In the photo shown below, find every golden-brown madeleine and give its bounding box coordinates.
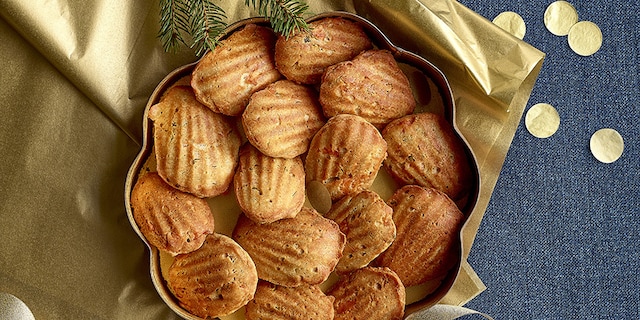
[232,207,346,287]
[167,233,258,318]
[275,17,372,84]
[382,112,473,202]
[305,114,387,201]
[319,49,416,128]
[234,144,306,224]
[148,86,241,198]
[375,185,464,287]
[130,172,214,255]
[242,80,326,159]
[328,267,405,320]
[245,281,335,320]
[325,190,396,273]
[191,24,282,116]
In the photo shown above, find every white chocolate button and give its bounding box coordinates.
[0,293,35,320]
[590,128,624,163]
[493,11,526,39]
[544,1,579,36]
[525,103,560,138]
[568,21,603,56]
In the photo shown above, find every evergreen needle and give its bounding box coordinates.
[158,0,310,56]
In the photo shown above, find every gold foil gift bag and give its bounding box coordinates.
[0,0,543,318]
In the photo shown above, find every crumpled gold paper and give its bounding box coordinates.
[0,0,543,318]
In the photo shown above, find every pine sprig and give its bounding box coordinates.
[189,0,227,56]
[158,0,309,56]
[158,0,191,53]
[245,0,309,37]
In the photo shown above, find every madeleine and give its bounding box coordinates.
[319,49,415,128]
[328,267,405,320]
[130,172,214,255]
[325,190,396,273]
[233,207,346,287]
[167,233,258,318]
[242,80,325,159]
[245,281,334,320]
[382,112,473,202]
[275,17,372,84]
[191,24,281,116]
[234,144,305,224]
[305,114,387,201]
[148,86,241,198]
[375,185,464,286]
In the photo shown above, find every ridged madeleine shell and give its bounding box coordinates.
[167,233,258,318]
[328,267,406,320]
[319,49,416,128]
[245,281,335,320]
[382,113,473,202]
[325,190,396,273]
[130,172,214,255]
[275,17,373,84]
[148,86,241,198]
[375,185,464,286]
[242,80,325,159]
[232,207,346,287]
[234,144,305,224]
[305,114,387,201]
[191,24,282,116]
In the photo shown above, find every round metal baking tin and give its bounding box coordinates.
[124,11,480,319]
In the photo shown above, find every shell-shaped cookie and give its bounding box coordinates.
[191,24,282,116]
[328,267,406,320]
[232,207,346,287]
[148,86,241,198]
[275,17,373,84]
[242,80,326,159]
[130,172,214,255]
[382,112,473,202]
[305,114,387,201]
[167,233,258,318]
[234,144,305,224]
[245,281,335,320]
[375,185,464,286]
[325,190,396,273]
[319,49,416,128]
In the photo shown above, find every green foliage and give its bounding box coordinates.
[158,0,191,53]
[158,0,309,56]
[189,0,227,56]
[245,0,309,37]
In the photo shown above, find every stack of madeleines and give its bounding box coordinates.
[130,16,474,320]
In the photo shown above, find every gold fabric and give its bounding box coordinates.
[0,0,543,318]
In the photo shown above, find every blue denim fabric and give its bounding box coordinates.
[457,0,640,319]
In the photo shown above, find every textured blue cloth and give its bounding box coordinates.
[456,0,640,319]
